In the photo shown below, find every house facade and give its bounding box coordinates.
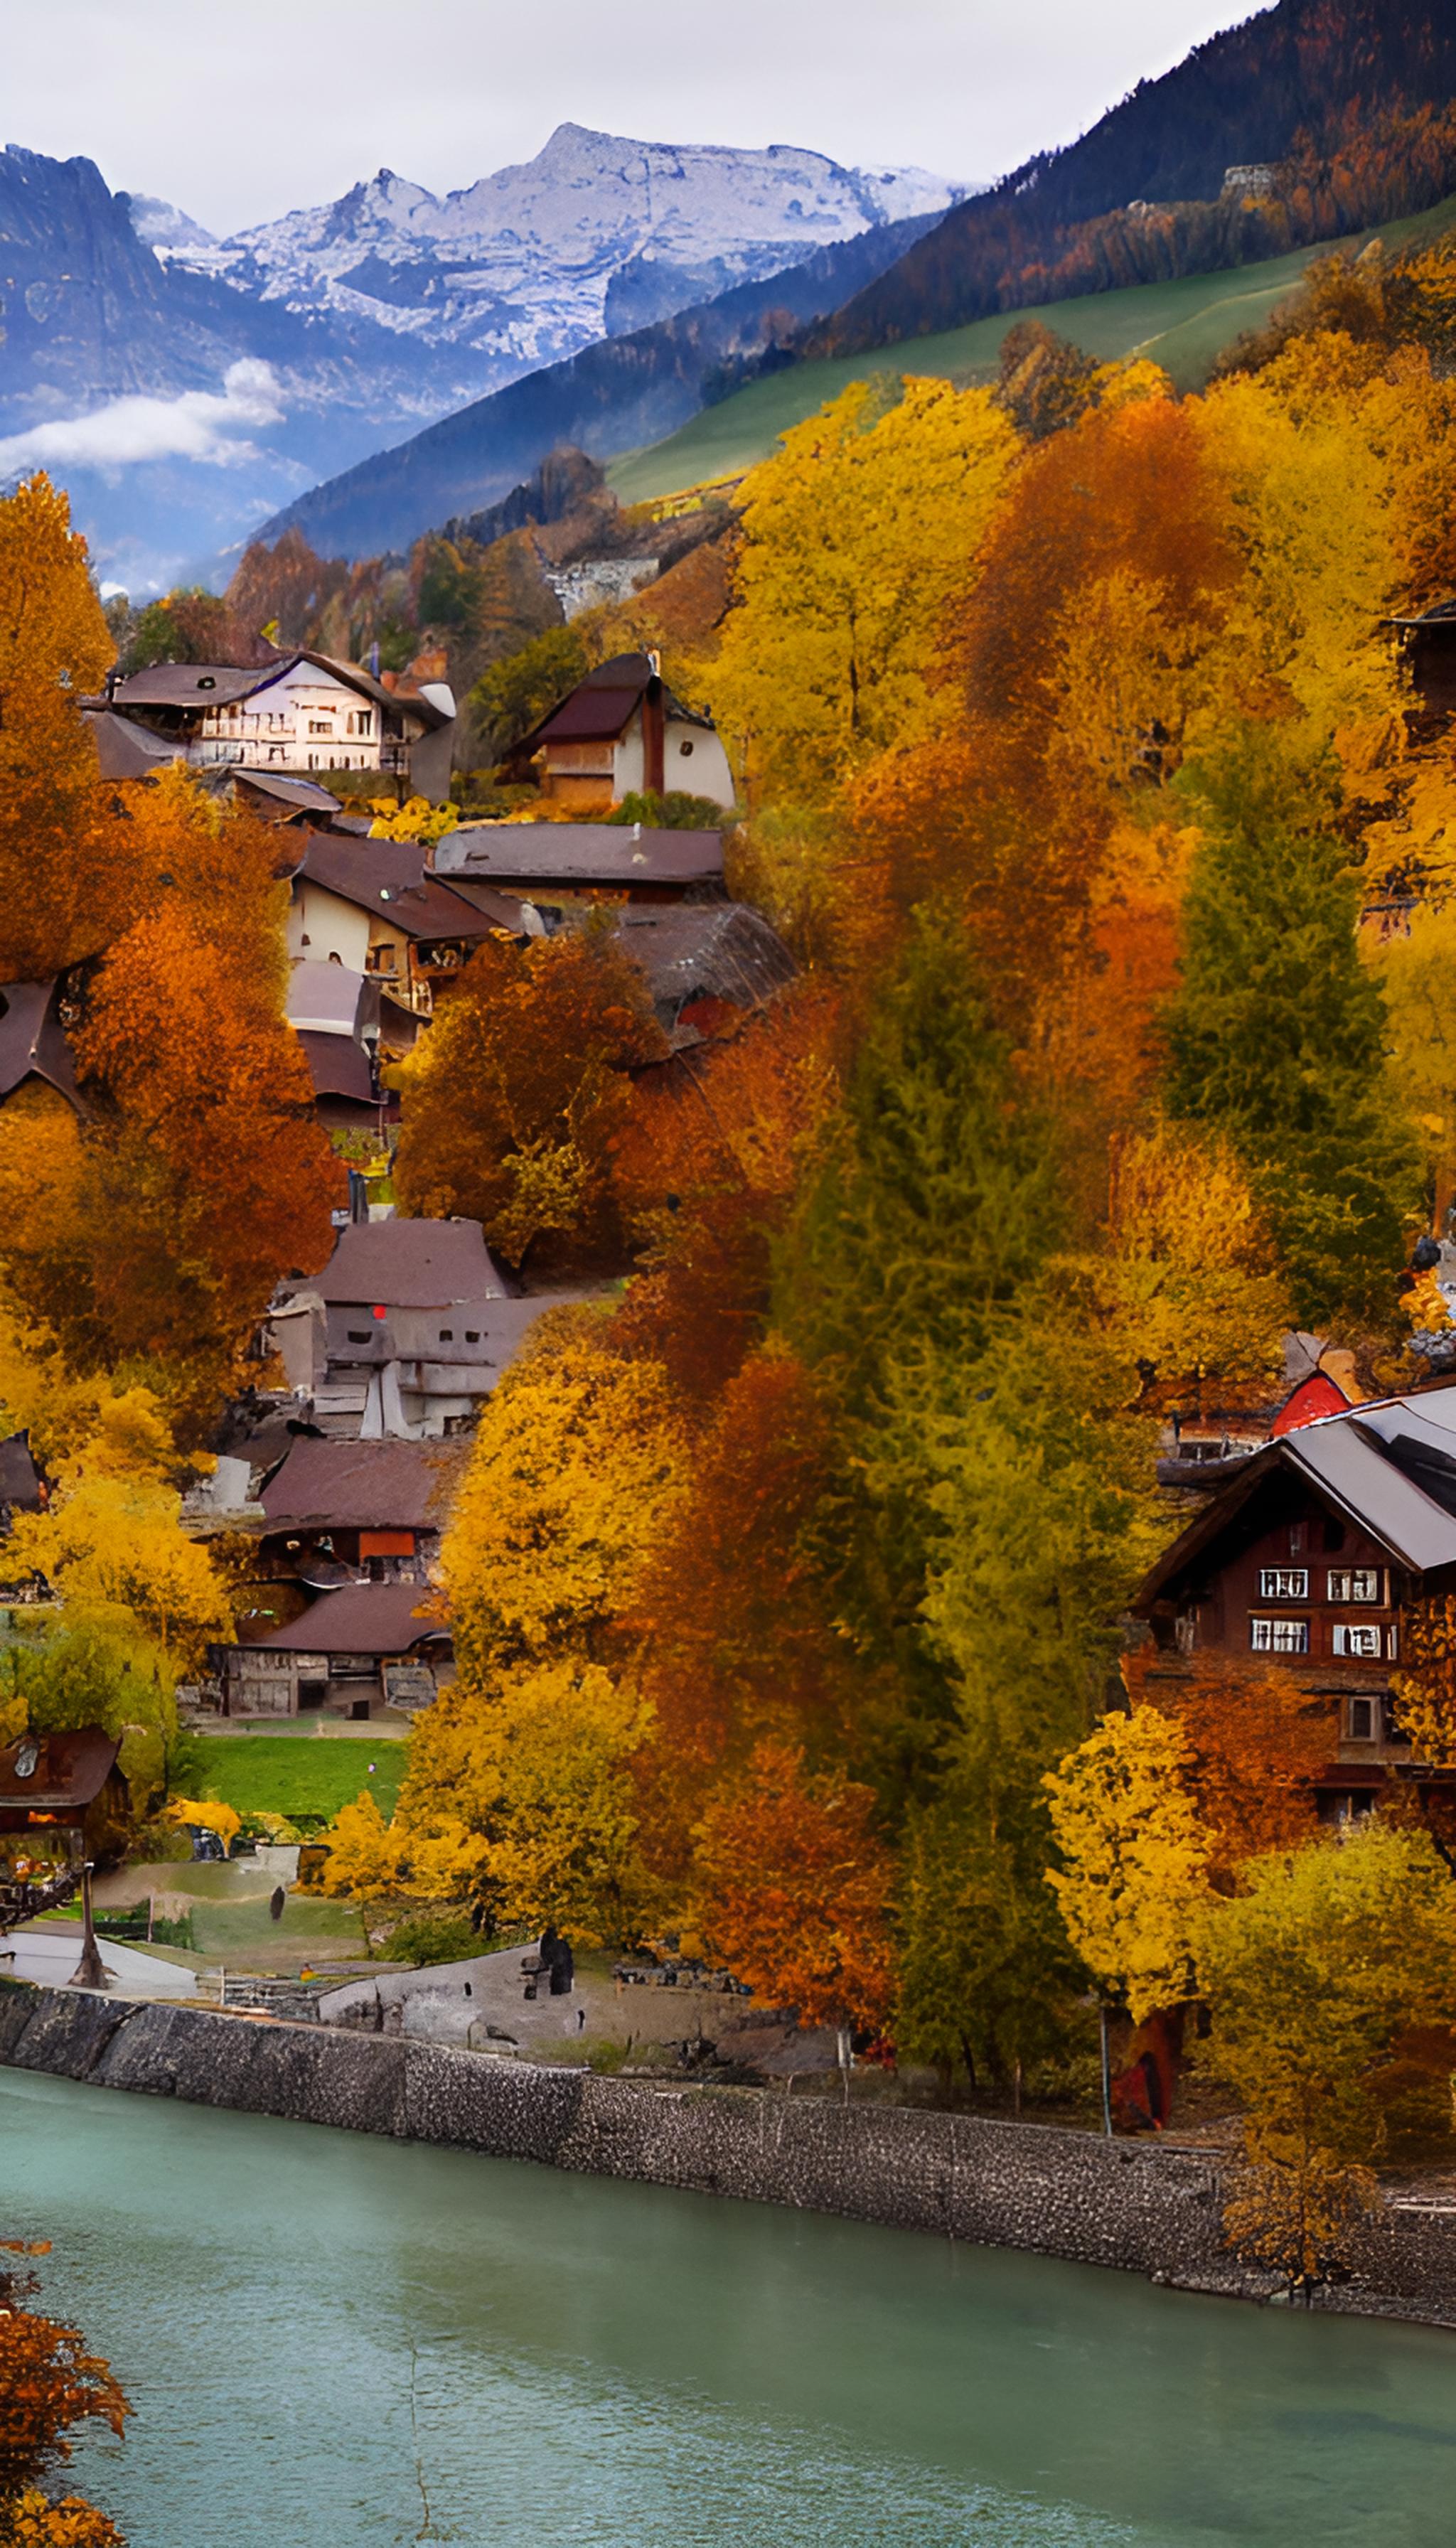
[215,1581,453,1721]
[103,652,457,802]
[287,835,510,1015]
[503,651,734,813]
[1135,1383,1456,1814]
[266,1216,572,1439]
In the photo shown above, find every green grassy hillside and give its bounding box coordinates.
[609,193,1456,505]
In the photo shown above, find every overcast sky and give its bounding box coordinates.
[11,0,1265,236]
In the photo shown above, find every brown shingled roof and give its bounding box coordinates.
[260,1438,467,1533]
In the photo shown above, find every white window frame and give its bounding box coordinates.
[1259,1567,1308,1600]
[1332,1623,1383,1659]
[1327,1567,1381,1603]
[1251,1617,1309,1654]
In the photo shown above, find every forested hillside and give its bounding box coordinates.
[814,0,1456,353]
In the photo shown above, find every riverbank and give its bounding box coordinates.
[3,1980,1454,2330]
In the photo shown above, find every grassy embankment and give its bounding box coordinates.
[609,192,1456,505]
[190,1736,406,1825]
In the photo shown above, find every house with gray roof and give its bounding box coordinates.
[1135,1379,1456,1818]
[98,649,456,802]
[267,1216,572,1439]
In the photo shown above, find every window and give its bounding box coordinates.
[1349,1696,1377,1740]
[1251,1617,1309,1654]
[679,738,694,756]
[1327,1567,1380,1602]
[346,1329,372,1343]
[439,1329,454,1342]
[1288,1523,1307,1555]
[1260,1568,1307,1599]
[465,1330,480,1344]
[1332,1624,1382,1659]
[309,719,333,735]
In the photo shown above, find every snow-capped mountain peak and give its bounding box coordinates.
[166,122,965,363]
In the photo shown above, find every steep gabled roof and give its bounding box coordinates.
[0,980,80,1111]
[294,835,503,940]
[1135,1386,1456,1609]
[0,1727,120,1814]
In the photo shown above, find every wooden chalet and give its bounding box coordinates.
[1134,1381,1456,1819]
[0,1728,127,1871]
[500,651,734,813]
[215,1580,452,1721]
[1385,598,1456,724]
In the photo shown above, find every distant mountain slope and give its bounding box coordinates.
[814,0,1456,355]
[247,213,944,562]
[608,190,1456,505]
[0,130,958,589]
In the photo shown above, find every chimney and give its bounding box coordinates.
[642,665,665,798]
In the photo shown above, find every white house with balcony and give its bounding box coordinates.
[102,651,457,801]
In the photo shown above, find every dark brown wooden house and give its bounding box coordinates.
[1385,599,1456,724]
[0,1728,127,1870]
[1133,1381,1456,1817]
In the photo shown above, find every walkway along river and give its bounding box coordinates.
[5,2063,1456,2548]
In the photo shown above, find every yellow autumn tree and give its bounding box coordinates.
[8,1471,228,1669]
[438,1315,686,1682]
[1198,333,1449,754]
[1073,1118,1293,1408]
[1044,1707,1211,2021]
[1371,900,1456,1224]
[391,1660,657,1944]
[711,375,1020,803]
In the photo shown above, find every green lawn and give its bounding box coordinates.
[608,192,1456,504]
[191,1736,406,1824]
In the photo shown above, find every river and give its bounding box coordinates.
[4,2067,1454,2547]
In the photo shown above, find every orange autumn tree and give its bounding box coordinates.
[833,381,1243,1029]
[628,1350,873,1872]
[0,474,131,982]
[394,924,666,1273]
[611,983,840,1396]
[690,1740,896,2035]
[0,771,340,1427]
[1126,1649,1334,1878]
[0,2249,129,2547]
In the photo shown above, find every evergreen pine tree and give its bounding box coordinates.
[1163,739,1418,1323]
[774,907,1056,1780]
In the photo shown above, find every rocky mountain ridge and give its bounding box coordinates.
[157,124,961,370]
[0,129,958,589]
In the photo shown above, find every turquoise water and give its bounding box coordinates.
[4,2068,1456,2547]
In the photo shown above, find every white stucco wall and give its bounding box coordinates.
[195,664,386,774]
[611,707,735,809]
[289,882,372,971]
[665,717,734,808]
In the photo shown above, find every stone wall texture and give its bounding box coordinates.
[4,1981,1455,2327]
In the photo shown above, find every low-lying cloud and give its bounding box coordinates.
[0,359,285,478]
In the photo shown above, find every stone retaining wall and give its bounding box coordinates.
[3,1982,1454,2328]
